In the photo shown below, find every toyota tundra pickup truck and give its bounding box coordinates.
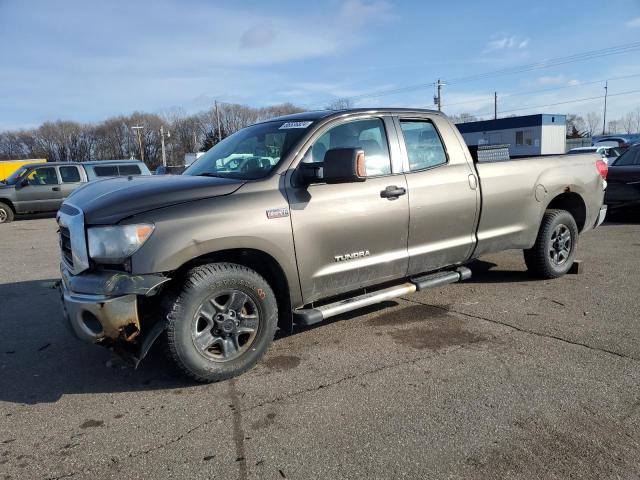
[58,108,608,382]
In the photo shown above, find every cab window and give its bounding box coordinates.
[399,121,447,171]
[118,164,141,175]
[94,165,119,177]
[303,118,392,176]
[59,166,81,183]
[26,167,58,185]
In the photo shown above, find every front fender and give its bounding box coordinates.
[127,188,302,307]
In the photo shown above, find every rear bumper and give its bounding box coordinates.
[59,265,169,344]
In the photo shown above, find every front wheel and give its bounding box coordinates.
[524,209,579,279]
[0,202,14,224]
[166,263,278,382]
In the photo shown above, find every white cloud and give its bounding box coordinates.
[625,17,640,28]
[537,75,580,86]
[483,34,530,54]
[339,0,394,25]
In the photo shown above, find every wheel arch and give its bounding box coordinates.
[0,198,16,213]
[544,191,587,232]
[172,248,294,333]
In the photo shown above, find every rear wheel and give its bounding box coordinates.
[0,202,14,224]
[166,263,278,382]
[524,209,578,279]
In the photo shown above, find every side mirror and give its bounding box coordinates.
[15,178,28,189]
[321,148,367,184]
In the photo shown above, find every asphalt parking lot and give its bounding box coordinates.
[1,216,639,480]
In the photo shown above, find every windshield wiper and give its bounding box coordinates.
[195,172,225,178]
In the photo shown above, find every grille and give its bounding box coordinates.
[59,225,73,268]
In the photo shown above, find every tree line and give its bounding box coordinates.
[0,103,305,168]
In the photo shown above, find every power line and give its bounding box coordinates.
[471,88,640,118]
[444,42,640,86]
[312,41,640,107]
[441,72,640,108]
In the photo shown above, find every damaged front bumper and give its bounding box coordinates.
[59,266,170,360]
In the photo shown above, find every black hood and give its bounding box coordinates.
[66,175,245,224]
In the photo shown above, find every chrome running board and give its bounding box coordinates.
[293,267,472,326]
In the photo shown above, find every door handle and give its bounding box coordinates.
[52,187,61,191]
[380,185,406,199]
[468,174,478,190]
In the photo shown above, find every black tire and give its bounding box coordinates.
[166,262,278,382]
[0,202,14,224]
[524,209,579,279]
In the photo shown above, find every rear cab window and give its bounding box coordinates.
[399,120,447,171]
[59,166,81,183]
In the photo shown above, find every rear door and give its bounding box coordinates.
[286,115,410,303]
[14,166,62,212]
[394,115,479,274]
[57,165,85,204]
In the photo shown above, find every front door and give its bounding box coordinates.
[287,116,410,304]
[395,115,479,274]
[14,166,62,213]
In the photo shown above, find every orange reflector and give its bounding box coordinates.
[356,150,367,177]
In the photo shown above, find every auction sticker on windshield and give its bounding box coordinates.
[279,121,313,129]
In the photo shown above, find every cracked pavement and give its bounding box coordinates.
[1,217,639,479]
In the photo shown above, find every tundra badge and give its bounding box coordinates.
[266,207,290,219]
[334,250,371,262]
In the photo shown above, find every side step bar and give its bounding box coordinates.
[293,266,472,326]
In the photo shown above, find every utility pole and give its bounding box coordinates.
[602,81,608,135]
[131,125,144,162]
[494,91,498,120]
[160,125,170,167]
[434,79,445,112]
[214,100,222,143]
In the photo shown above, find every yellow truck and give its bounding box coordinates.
[0,159,46,181]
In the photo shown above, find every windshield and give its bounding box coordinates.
[184,120,313,180]
[612,146,640,166]
[3,166,30,185]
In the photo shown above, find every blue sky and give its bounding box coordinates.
[1,0,640,131]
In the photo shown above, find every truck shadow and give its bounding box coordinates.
[464,259,532,284]
[0,279,193,405]
[0,260,535,404]
[0,279,396,405]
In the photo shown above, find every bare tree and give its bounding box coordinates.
[622,112,635,134]
[566,114,587,138]
[325,98,353,110]
[449,112,478,124]
[0,101,307,165]
[585,111,602,137]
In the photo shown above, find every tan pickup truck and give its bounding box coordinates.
[58,108,607,382]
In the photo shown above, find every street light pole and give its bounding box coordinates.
[131,125,144,162]
[160,125,170,168]
[215,100,222,143]
[602,81,608,135]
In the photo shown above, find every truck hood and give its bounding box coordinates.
[66,175,245,224]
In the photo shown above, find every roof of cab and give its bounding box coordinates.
[265,108,442,123]
[17,160,145,169]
